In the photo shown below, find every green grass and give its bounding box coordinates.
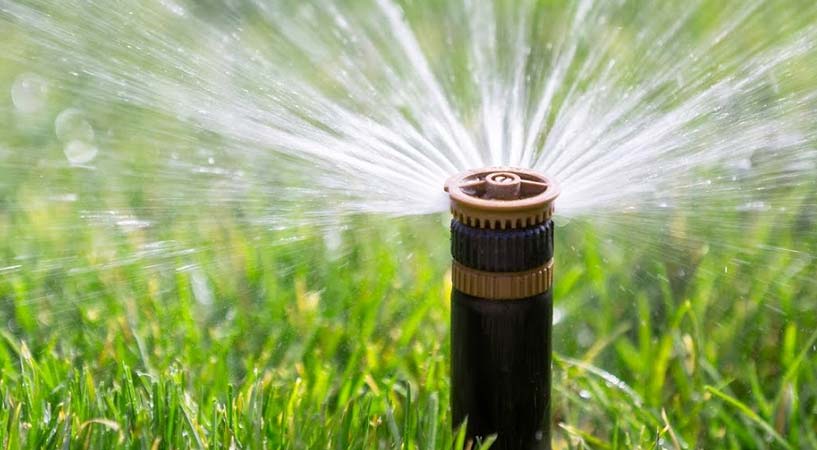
[1,208,816,449]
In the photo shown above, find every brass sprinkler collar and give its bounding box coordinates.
[444,167,560,230]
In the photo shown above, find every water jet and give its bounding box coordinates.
[445,167,559,450]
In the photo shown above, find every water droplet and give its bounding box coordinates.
[49,193,78,202]
[552,307,565,325]
[323,226,343,260]
[55,108,95,143]
[191,269,213,306]
[11,73,49,113]
[64,140,99,165]
[734,158,752,170]
[160,0,187,16]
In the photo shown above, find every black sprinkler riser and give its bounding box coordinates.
[445,168,559,450]
[451,219,554,272]
[451,220,554,450]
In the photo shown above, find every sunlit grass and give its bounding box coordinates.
[1,207,816,448]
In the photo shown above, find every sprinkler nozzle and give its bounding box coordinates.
[447,167,558,450]
[445,167,559,230]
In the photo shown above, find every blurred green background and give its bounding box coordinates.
[1,0,817,448]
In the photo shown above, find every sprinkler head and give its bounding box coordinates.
[445,167,559,300]
[446,167,559,449]
[445,167,559,230]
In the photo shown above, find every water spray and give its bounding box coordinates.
[445,168,559,450]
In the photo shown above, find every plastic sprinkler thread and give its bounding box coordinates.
[445,167,560,450]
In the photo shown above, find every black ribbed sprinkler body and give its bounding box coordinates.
[445,168,559,450]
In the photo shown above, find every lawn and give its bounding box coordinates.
[1,0,817,449]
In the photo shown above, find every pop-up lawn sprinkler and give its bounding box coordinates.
[445,167,559,450]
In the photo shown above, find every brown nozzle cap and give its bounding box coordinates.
[444,167,559,229]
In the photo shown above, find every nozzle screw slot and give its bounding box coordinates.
[486,171,521,200]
